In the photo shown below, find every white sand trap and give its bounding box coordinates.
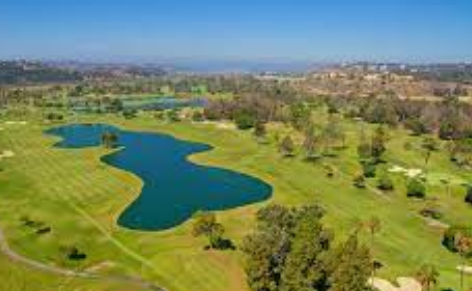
[426,218,449,229]
[457,265,472,275]
[216,122,236,130]
[201,121,236,130]
[4,121,28,125]
[389,165,423,178]
[0,150,15,160]
[369,277,422,291]
[85,261,115,272]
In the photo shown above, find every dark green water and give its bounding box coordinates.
[46,124,272,231]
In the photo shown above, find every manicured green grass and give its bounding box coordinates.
[1,109,472,291]
[0,252,147,291]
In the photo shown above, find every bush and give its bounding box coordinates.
[46,112,64,121]
[353,174,366,188]
[377,173,394,191]
[192,111,205,122]
[442,226,472,254]
[419,206,443,220]
[234,111,256,130]
[405,118,428,136]
[362,161,376,178]
[122,109,137,119]
[324,164,335,178]
[465,186,472,205]
[279,136,296,157]
[407,178,426,198]
[166,109,181,122]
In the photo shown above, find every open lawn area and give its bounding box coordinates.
[1,109,472,291]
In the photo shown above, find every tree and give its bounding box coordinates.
[242,205,295,291]
[328,234,372,291]
[448,138,472,167]
[109,98,124,113]
[405,118,428,136]
[371,126,387,163]
[302,123,320,161]
[254,120,267,140]
[357,126,372,161]
[442,226,472,254]
[465,185,472,205]
[456,235,472,291]
[376,172,394,191]
[166,109,181,122]
[235,110,256,130]
[322,114,346,151]
[421,136,438,167]
[416,264,439,291]
[279,136,295,157]
[364,217,381,278]
[122,109,137,119]
[242,204,327,291]
[362,161,377,178]
[192,212,225,249]
[353,174,366,189]
[289,102,311,131]
[280,208,332,291]
[101,132,118,148]
[406,178,426,198]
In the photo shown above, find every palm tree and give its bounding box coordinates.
[101,131,119,148]
[456,235,472,291]
[416,264,439,291]
[365,216,381,278]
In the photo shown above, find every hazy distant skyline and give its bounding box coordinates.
[2,0,472,63]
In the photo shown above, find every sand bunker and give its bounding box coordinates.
[4,121,28,125]
[200,121,236,130]
[0,150,15,160]
[369,277,422,291]
[457,265,472,275]
[389,165,423,178]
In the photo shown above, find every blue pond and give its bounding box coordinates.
[46,124,272,231]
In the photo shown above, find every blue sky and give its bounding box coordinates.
[1,0,472,62]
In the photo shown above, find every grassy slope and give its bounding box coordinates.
[0,252,147,291]
[0,110,472,291]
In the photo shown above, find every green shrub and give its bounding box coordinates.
[353,174,366,188]
[362,161,376,178]
[465,185,472,205]
[234,111,256,130]
[192,111,205,122]
[122,109,137,119]
[406,178,426,198]
[419,206,443,220]
[442,226,472,254]
[377,173,394,191]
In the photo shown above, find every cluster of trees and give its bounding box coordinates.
[0,61,82,85]
[357,126,388,178]
[442,226,472,291]
[203,92,292,128]
[241,204,372,291]
[325,94,472,169]
[328,94,472,139]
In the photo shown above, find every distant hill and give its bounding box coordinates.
[0,60,168,85]
[0,61,83,85]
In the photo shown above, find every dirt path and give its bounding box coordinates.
[0,224,166,291]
